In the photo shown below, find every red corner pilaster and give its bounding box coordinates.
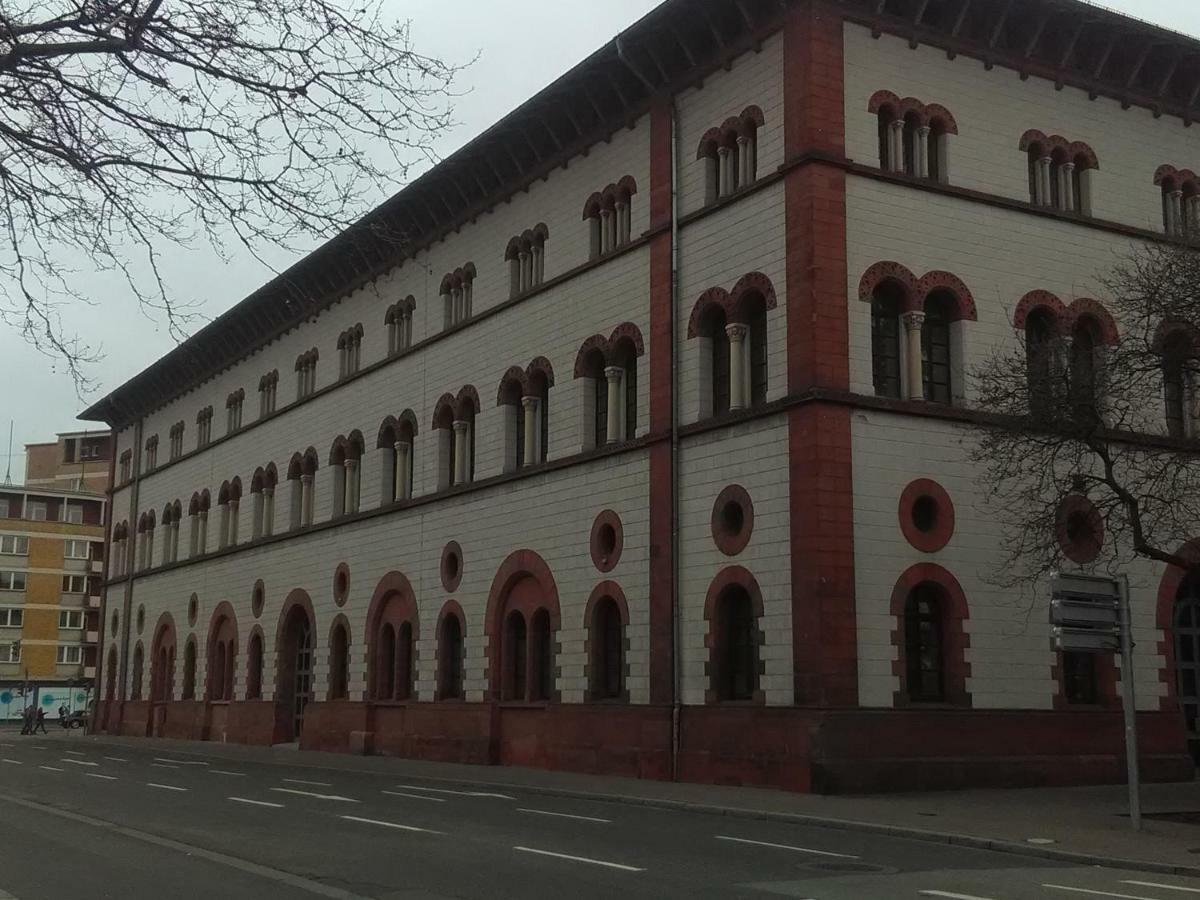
[784,3,858,707]
[647,101,675,706]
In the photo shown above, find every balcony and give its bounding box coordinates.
[87,594,101,609]
[82,665,96,680]
[89,559,104,574]
[85,630,99,644]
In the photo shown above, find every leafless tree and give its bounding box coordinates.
[0,0,461,388]
[971,238,1200,587]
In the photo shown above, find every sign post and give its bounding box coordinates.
[1049,572,1140,831]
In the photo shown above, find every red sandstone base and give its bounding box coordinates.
[92,700,1193,794]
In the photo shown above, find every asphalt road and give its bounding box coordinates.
[0,733,1196,899]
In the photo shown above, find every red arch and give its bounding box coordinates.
[205,600,238,702]
[431,393,456,430]
[857,261,918,308]
[729,272,779,320]
[889,563,971,708]
[496,366,530,405]
[149,612,178,702]
[1156,539,1200,711]
[686,287,731,339]
[916,271,977,321]
[1066,298,1119,345]
[867,89,902,115]
[455,385,481,417]
[274,588,315,658]
[924,103,958,134]
[483,549,561,698]
[702,566,765,705]
[585,580,631,629]
[608,322,645,357]
[573,334,610,378]
[1012,290,1068,332]
[525,356,555,387]
[365,571,419,639]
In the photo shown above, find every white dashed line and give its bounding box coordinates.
[513,846,644,872]
[39,766,64,772]
[151,763,180,770]
[393,784,514,800]
[1043,886,1160,899]
[2,759,22,765]
[715,835,860,859]
[208,769,246,777]
[86,773,117,781]
[270,787,359,803]
[61,758,98,767]
[919,892,1000,900]
[1123,883,1200,895]
[229,797,285,809]
[281,778,332,787]
[64,750,86,756]
[339,815,444,834]
[154,758,209,766]
[103,756,128,762]
[146,783,187,792]
[517,808,610,824]
[382,790,446,802]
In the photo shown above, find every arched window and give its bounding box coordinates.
[904,584,944,702]
[433,401,456,491]
[1023,133,1097,214]
[927,117,949,183]
[529,609,552,702]
[208,612,237,702]
[902,111,920,176]
[438,613,464,700]
[1070,318,1101,417]
[182,640,196,699]
[503,611,527,702]
[498,372,527,473]
[702,306,731,416]
[1162,332,1196,439]
[530,368,551,464]
[440,265,476,329]
[328,623,349,700]
[579,347,609,450]
[871,282,904,399]
[921,291,954,404]
[713,586,756,701]
[1025,308,1060,416]
[613,342,637,440]
[131,643,144,700]
[245,632,263,700]
[330,433,365,516]
[376,623,396,700]
[741,294,769,408]
[396,621,414,701]
[378,415,416,502]
[589,596,624,701]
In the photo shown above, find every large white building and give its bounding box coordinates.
[84,0,1200,791]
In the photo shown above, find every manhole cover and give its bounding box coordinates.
[803,861,891,874]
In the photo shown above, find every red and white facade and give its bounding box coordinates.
[84,0,1200,792]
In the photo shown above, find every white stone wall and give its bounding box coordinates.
[843,24,1195,234]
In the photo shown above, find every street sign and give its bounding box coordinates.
[1050,598,1118,628]
[1051,625,1120,653]
[1051,573,1120,604]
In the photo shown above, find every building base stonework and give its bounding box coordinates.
[93,701,1192,794]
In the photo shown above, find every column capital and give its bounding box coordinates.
[1173,188,1185,199]
[917,124,931,137]
[725,322,749,342]
[263,487,274,498]
[393,440,411,454]
[900,310,926,331]
[300,474,313,485]
[521,395,539,410]
[1039,155,1053,165]
[1063,160,1077,172]
[600,207,612,218]
[735,134,749,146]
[604,365,624,383]
[452,419,469,434]
[343,457,358,470]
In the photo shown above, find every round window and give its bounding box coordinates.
[711,486,754,556]
[589,511,624,573]
[187,594,199,627]
[136,604,146,634]
[110,610,119,634]
[251,580,265,619]
[912,495,938,533]
[333,564,350,608]
[441,542,463,593]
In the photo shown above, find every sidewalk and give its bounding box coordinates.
[57,730,1200,876]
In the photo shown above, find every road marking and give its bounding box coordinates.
[2,759,22,765]
[39,765,63,772]
[513,846,644,872]
[147,783,187,792]
[1044,886,1160,899]
[381,790,446,803]
[61,758,98,767]
[1123,883,1200,895]
[518,808,610,824]
[103,756,128,762]
[64,750,86,756]
[0,792,372,898]
[209,769,246,777]
[919,892,999,900]
[230,797,285,809]
[270,788,359,803]
[151,763,180,770]
[339,815,444,834]
[393,784,514,800]
[282,778,332,787]
[715,835,860,859]
[86,773,117,781]
[155,758,209,766]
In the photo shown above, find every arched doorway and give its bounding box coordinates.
[276,598,315,742]
[1174,571,1200,761]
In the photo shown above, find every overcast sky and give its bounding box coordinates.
[4,0,1198,480]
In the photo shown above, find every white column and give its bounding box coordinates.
[394,442,410,500]
[263,488,274,538]
[916,126,930,179]
[452,421,469,485]
[901,311,926,401]
[344,459,359,514]
[518,251,529,292]
[1061,162,1076,212]
[198,511,208,555]
[521,396,538,466]
[600,209,613,254]
[718,146,732,196]
[464,281,472,318]
[1037,157,1052,206]
[736,135,751,187]
[615,201,629,246]
[726,323,748,411]
[604,367,623,444]
[301,475,314,526]
[1170,190,1185,236]
[1187,196,1200,236]
[889,119,905,173]
[228,500,239,546]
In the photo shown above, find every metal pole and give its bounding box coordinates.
[1118,574,1141,831]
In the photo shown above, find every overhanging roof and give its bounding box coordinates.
[82,0,1200,428]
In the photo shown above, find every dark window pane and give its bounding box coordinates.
[871,295,902,399]
[710,314,731,415]
[749,307,768,407]
[905,586,943,702]
[1062,652,1097,704]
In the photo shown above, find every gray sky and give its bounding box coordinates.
[4,0,1199,479]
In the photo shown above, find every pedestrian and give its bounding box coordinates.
[19,705,32,735]
[34,707,47,734]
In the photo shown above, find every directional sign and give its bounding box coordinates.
[1051,573,1120,604]
[1052,625,1120,654]
[1050,597,1118,628]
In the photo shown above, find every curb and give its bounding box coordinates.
[75,734,1200,878]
